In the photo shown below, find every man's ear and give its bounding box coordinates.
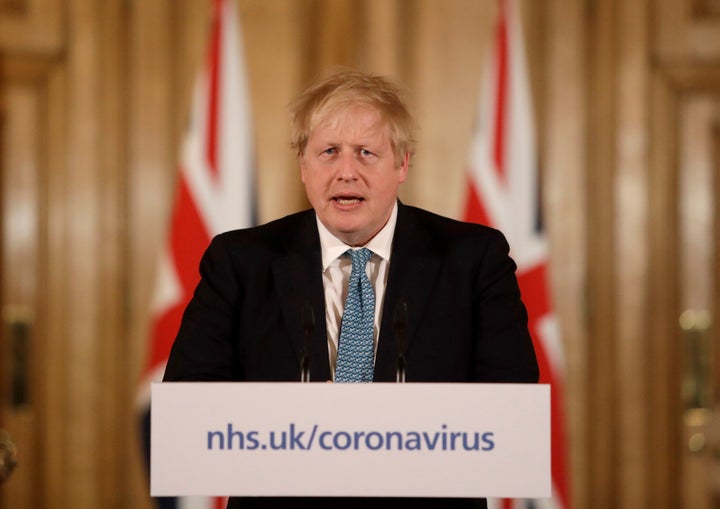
[299,155,307,183]
[397,152,410,183]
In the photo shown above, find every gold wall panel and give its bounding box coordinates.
[0,0,62,54]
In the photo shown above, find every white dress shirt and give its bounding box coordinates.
[316,202,397,380]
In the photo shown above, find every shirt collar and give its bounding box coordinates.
[317,201,398,271]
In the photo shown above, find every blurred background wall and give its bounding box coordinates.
[0,0,718,508]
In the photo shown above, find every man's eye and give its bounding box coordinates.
[360,149,374,157]
[322,148,337,155]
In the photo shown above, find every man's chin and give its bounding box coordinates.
[327,223,370,246]
[324,215,363,234]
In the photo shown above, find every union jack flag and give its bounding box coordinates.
[137,1,254,508]
[464,1,570,508]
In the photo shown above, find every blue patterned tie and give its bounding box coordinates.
[335,248,375,383]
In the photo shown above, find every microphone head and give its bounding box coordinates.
[301,301,315,331]
[393,298,407,328]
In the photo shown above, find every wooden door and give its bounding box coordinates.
[676,90,720,509]
[1,1,141,508]
[543,0,720,506]
[0,43,63,509]
[654,2,720,506]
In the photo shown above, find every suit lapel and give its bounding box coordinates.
[374,203,442,382]
[270,205,442,383]
[272,212,332,382]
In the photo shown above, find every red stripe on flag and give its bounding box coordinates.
[146,303,186,377]
[463,174,492,227]
[493,0,509,181]
[169,175,212,293]
[206,0,223,179]
[519,264,570,508]
[144,174,211,376]
[517,264,550,323]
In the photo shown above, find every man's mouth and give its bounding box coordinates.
[333,196,363,205]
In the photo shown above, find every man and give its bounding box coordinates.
[164,70,538,508]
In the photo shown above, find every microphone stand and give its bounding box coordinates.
[394,299,407,383]
[300,302,315,383]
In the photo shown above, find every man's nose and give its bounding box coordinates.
[336,151,359,181]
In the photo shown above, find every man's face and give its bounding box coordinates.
[300,106,409,246]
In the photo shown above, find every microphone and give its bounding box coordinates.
[393,299,407,383]
[300,302,315,383]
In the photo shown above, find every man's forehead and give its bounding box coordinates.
[311,105,389,140]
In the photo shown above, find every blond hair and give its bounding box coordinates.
[289,69,416,165]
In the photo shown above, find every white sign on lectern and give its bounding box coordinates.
[151,383,550,498]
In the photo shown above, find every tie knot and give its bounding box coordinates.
[345,248,373,268]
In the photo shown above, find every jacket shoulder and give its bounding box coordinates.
[212,209,316,251]
[400,204,506,245]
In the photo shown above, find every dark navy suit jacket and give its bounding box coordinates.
[163,202,539,509]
